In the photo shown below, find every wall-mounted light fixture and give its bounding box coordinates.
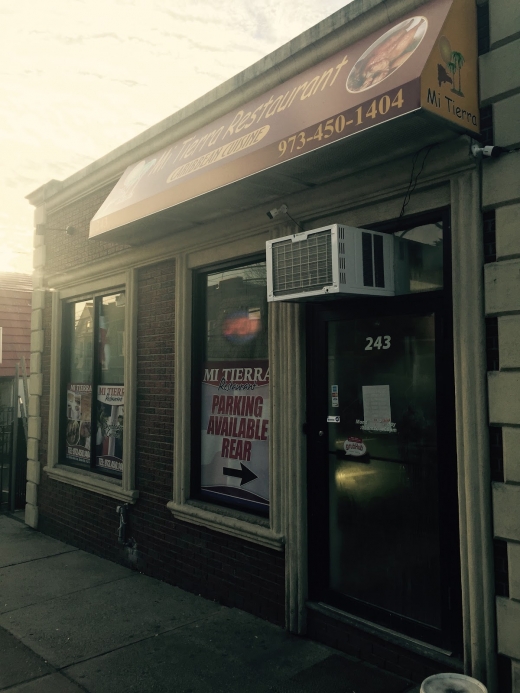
[35,224,77,236]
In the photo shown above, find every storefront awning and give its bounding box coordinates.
[90,0,478,244]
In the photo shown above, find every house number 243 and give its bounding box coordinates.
[365,336,391,350]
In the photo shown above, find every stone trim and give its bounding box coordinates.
[25,206,46,529]
[44,465,139,503]
[451,170,497,692]
[272,302,307,634]
[166,500,283,551]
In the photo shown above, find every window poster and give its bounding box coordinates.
[200,359,269,512]
[361,384,395,432]
[65,384,92,464]
[96,385,124,473]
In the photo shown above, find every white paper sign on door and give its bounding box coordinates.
[362,385,394,432]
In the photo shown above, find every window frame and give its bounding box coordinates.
[60,292,126,478]
[167,240,285,552]
[45,270,138,503]
[190,256,270,517]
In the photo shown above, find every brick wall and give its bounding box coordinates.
[37,209,285,626]
[44,182,128,276]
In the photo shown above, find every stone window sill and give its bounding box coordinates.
[167,499,284,551]
[44,464,139,503]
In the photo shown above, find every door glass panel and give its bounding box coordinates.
[328,313,441,627]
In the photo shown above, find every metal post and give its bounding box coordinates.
[9,364,19,512]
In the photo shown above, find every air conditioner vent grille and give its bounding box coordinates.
[272,230,333,296]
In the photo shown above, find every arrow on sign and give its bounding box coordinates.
[223,463,258,486]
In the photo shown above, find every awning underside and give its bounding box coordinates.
[94,110,459,246]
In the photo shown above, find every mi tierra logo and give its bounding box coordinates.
[437,35,465,96]
[427,34,476,127]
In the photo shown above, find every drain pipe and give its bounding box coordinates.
[116,503,129,545]
[116,503,128,546]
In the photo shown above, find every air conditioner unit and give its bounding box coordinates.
[266,224,394,302]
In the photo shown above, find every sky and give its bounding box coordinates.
[0,0,352,274]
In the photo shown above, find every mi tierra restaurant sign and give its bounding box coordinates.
[90,0,478,239]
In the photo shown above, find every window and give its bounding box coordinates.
[62,292,125,477]
[393,221,444,294]
[193,260,270,516]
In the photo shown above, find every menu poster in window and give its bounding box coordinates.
[201,360,269,512]
[96,385,124,473]
[65,384,92,464]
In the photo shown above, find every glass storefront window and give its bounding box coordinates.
[95,294,125,474]
[196,261,270,515]
[70,301,93,385]
[65,301,94,469]
[63,293,125,476]
[394,222,443,294]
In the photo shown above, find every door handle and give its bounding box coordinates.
[318,430,325,437]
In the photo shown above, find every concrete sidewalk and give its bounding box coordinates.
[0,513,420,693]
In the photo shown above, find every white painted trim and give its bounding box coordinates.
[46,273,138,502]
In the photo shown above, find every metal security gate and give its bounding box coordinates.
[0,405,14,511]
[12,416,27,510]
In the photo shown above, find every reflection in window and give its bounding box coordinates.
[394,223,443,294]
[70,301,93,384]
[206,263,268,360]
[63,293,125,476]
[98,294,125,384]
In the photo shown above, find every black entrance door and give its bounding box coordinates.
[307,288,461,650]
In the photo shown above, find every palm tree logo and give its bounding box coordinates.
[438,36,465,97]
